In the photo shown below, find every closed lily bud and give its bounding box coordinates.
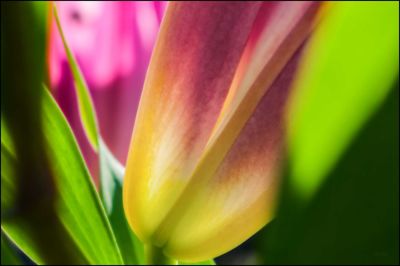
[123,1,321,262]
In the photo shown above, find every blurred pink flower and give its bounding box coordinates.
[48,1,167,182]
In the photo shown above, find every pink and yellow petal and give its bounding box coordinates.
[150,2,322,260]
[123,2,263,243]
[124,1,324,261]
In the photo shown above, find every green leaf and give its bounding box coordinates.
[1,234,21,265]
[256,1,399,264]
[2,2,121,264]
[1,119,17,213]
[99,140,145,265]
[286,1,399,200]
[53,4,99,151]
[258,81,399,264]
[1,1,49,223]
[1,88,124,264]
[2,1,77,264]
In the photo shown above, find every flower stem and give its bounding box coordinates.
[145,244,177,265]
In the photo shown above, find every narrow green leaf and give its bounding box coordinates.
[53,4,99,151]
[53,4,146,263]
[2,2,121,264]
[1,0,49,225]
[1,88,124,264]
[2,1,80,264]
[1,234,21,265]
[286,1,399,200]
[99,140,145,264]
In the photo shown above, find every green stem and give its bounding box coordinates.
[145,244,177,265]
